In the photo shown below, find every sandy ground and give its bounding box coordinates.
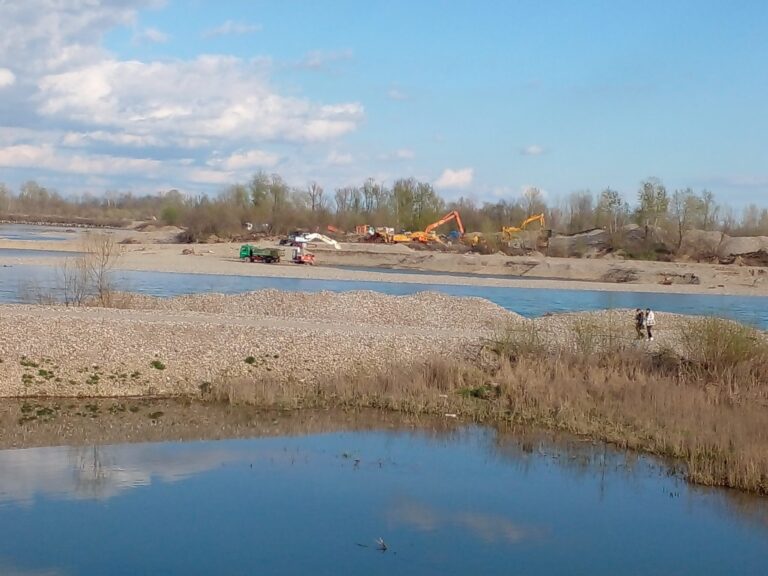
[1,227,767,296]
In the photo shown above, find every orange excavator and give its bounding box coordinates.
[396,210,465,243]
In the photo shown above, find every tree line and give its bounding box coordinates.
[1,174,767,243]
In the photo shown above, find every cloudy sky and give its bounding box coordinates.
[0,0,766,204]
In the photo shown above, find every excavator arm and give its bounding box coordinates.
[424,210,465,235]
[502,213,545,237]
[296,233,341,250]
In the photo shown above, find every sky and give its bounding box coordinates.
[0,0,766,206]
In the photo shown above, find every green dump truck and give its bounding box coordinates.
[239,245,283,263]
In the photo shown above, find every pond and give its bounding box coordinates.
[2,263,768,327]
[0,411,765,576]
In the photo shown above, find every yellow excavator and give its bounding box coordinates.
[502,213,546,239]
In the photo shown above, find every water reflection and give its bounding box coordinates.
[0,422,766,575]
[0,563,62,576]
[0,444,243,503]
[387,498,538,543]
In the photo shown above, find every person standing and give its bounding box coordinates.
[645,308,656,340]
[634,308,645,339]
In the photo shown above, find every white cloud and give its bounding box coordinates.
[521,144,545,156]
[380,148,415,161]
[187,168,235,184]
[296,49,353,70]
[387,88,408,101]
[0,1,364,194]
[62,130,164,147]
[203,20,262,37]
[209,149,281,171]
[0,67,16,88]
[327,150,353,165]
[133,26,169,44]
[435,167,474,189]
[36,57,363,143]
[0,144,161,175]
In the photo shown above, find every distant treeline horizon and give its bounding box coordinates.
[2,173,767,242]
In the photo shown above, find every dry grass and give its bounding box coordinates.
[208,316,768,494]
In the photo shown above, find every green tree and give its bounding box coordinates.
[392,178,416,230]
[0,183,11,212]
[596,188,628,234]
[635,178,669,229]
[248,171,270,208]
[670,188,705,248]
[412,181,444,231]
[701,190,719,231]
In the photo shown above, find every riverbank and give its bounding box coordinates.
[1,229,768,296]
[2,290,767,493]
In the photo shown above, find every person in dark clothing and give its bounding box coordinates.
[634,308,645,339]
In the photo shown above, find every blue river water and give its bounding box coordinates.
[0,224,74,242]
[0,423,766,575]
[2,263,767,327]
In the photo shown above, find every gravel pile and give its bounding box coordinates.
[2,289,762,399]
[110,289,521,331]
[0,290,512,397]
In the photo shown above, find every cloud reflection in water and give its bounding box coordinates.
[0,444,243,504]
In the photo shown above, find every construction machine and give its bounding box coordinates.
[356,225,395,243]
[292,233,341,250]
[288,233,341,265]
[290,244,316,265]
[395,210,466,243]
[502,214,546,238]
[239,245,283,263]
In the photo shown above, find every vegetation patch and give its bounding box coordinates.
[20,357,39,368]
[202,316,768,496]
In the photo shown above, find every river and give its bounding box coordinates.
[2,262,767,326]
[0,408,765,575]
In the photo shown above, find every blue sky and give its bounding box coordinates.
[0,0,766,206]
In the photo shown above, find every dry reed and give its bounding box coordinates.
[208,316,768,494]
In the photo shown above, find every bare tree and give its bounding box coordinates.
[522,187,545,216]
[307,181,324,212]
[59,257,89,307]
[81,232,121,306]
[334,187,351,213]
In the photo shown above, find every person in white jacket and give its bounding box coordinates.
[645,308,656,340]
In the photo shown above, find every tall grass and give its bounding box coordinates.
[209,317,768,494]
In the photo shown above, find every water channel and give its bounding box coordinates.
[0,408,766,575]
[2,263,767,327]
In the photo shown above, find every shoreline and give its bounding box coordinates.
[1,228,767,297]
[2,291,767,495]
[2,253,766,298]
